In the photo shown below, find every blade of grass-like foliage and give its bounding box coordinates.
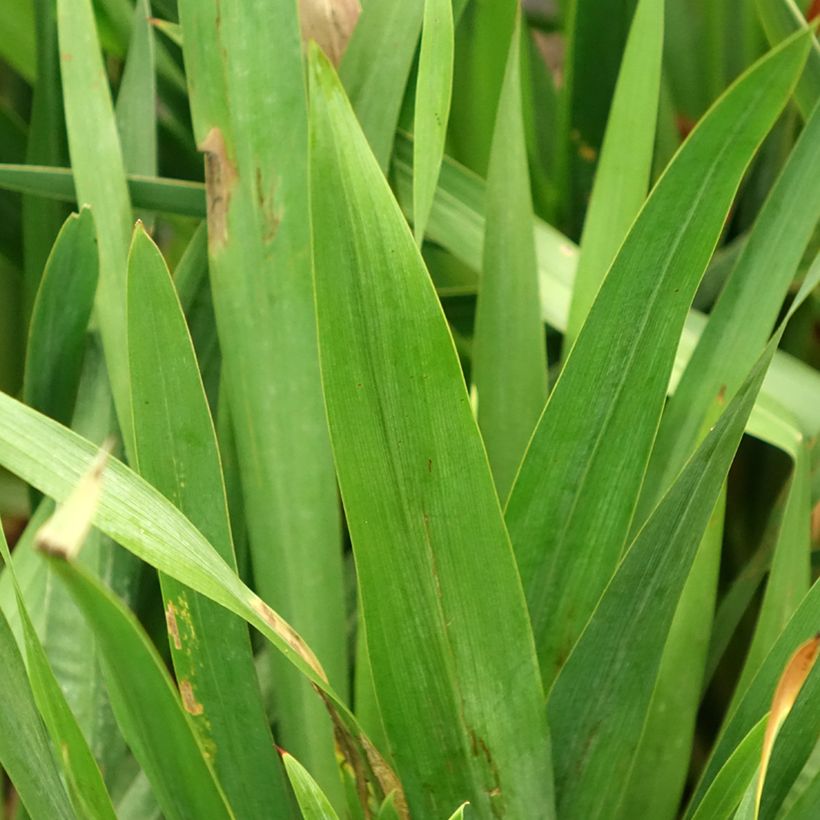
[177,0,347,797]
[688,580,820,812]
[339,0,423,169]
[472,6,547,499]
[757,642,819,818]
[391,133,820,458]
[0,392,401,808]
[151,17,183,48]
[171,222,221,411]
[0,607,74,820]
[0,164,206,217]
[617,482,727,820]
[283,753,340,820]
[557,0,638,235]
[733,443,812,701]
[0,528,116,820]
[412,0,453,245]
[115,0,156,179]
[57,0,134,454]
[127,224,291,817]
[564,0,663,351]
[309,44,553,818]
[3,154,818,451]
[26,339,135,784]
[0,0,36,81]
[638,103,820,523]
[756,0,820,118]
[40,554,233,820]
[547,319,786,819]
[689,717,768,820]
[448,0,517,176]
[23,208,97,428]
[22,0,70,326]
[506,30,812,688]
[779,769,820,819]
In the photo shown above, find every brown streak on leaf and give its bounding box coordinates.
[250,596,328,683]
[179,679,204,716]
[165,601,182,650]
[755,634,820,812]
[200,127,237,250]
[299,0,361,66]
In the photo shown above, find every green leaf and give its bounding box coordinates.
[396,133,820,462]
[0,526,116,820]
[283,753,341,820]
[616,481,727,819]
[115,0,156,178]
[565,0,663,350]
[688,717,767,820]
[22,0,71,325]
[57,0,134,454]
[505,29,812,687]
[638,102,820,523]
[0,605,74,820]
[0,0,36,82]
[0,391,396,808]
[412,0,453,244]
[756,0,820,119]
[732,441,812,702]
[127,224,291,816]
[23,208,97,428]
[0,164,206,217]
[308,44,554,818]
[471,6,547,499]
[43,554,233,820]
[557,0,639,235]
[448,0,517,175]
[340,0,424,169]
[177,0,347,798]
[547,318,784,818]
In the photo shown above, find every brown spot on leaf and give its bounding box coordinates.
[299,0,361,66]
[179,680,204,716]
[199,127,237,249]
[250,596,328,683]
[166,602,182,650]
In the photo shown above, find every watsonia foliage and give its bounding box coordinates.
[0,1,818,819]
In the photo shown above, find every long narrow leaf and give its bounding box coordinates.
[57,0,134,452]
[0,607,74,820]
[472,6,547,498]
[23,208,97,428]
[42,554,233,820]
[0,390,400,807]
[505,30,812,687]
[412,0,453,245]
[127,224,291,816]
[0,527,116,820]
[548,317,786,818]
[309,44,553,819]
[177,0,348,795]
[565,0,663,349]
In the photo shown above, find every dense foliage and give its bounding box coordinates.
[0,1,818,818]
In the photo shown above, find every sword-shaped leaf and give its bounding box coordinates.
[308,44,553,819]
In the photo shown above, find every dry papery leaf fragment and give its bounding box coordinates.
[299,0,361,65]
[755,634,820,813]
[35,440,114,559]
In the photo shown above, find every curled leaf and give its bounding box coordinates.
[755,634,820,813]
